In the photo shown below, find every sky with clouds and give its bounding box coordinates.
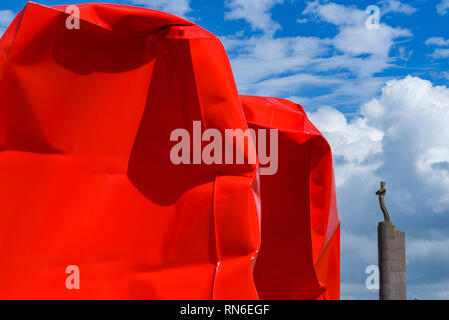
[1,0,449,299]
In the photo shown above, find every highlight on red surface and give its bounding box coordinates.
[0,2,339,299]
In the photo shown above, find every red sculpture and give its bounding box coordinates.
[0,2,339,299]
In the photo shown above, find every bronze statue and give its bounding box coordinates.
[376,181,391,222]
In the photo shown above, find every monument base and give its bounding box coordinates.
[378,221,406,300]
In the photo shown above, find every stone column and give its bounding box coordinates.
[378,221,406,300]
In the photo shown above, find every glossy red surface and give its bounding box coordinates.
[241,96,340,300]
[0,2,339,299]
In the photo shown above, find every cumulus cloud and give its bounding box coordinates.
[225,0,283,36]
[0,10,14,37]
[311,76,449,299]
[327,76,449,226]
[308,107,383,186]
[129,0,191,17]
[361,77,449,212]
[437,0,449,15]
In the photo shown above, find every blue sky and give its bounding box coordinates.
[1,0,449,300]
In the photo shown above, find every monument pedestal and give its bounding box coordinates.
[378,221,406,300]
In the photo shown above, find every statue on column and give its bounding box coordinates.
[376,181,391,222]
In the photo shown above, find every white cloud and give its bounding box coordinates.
[296,17,308,24]
[225,0,283,35]
[341,231,378,264]
[333,24,411,56]
[408,237,449,263]
[416,148,449,211]
[246,71,343,97]
[222,1,412,109]
[129,0,191,17]
[303,1,411,56]
[312,77,449,299]
[364,77,449,213]
[220,34,334,95]
[308,107,383,186]
[303,1,364,26]
[439,71,449,81]
[339,231,379,300]
[437,0,449,15]
[313,76,449,213]
[0,10,14,37]
[430,48,449,59]
[426,37,449,59]
[425,37,449,47]
[379,0,417,15]
[398,46,413,60]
